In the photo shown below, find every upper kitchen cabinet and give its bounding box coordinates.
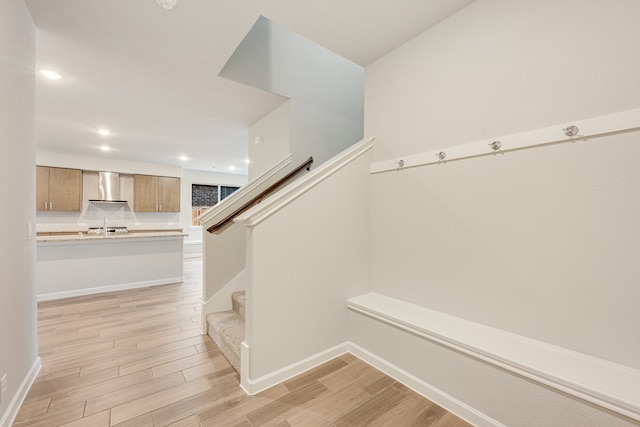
[133,174,158,212]
[158,176,181,212]
[133,175,180,212]
[36,166,82,211]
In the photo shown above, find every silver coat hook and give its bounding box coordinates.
[396,160,405,168]
[489,141,502,151]
[436,151,446,161]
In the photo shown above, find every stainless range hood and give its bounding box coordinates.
[89,171,128,203]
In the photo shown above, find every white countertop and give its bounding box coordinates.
[37,231,187,244]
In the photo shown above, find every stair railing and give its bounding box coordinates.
[207,156,313,233]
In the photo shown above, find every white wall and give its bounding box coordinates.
[289,99,366,169]
[362,0,640,425]
[221,16,364,171]
[367,0,640,367]
[367,0,640,163]
[248,101,291,180]
[203,222,246,302]
[0,0,39,424]
[36,151,182,177]
[244,148,372,380]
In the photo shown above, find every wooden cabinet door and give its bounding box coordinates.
[36,166,51,211]
[36,166,82,211]
[133,175,159,212]
[158,177,180,212]
[49,167,82,211]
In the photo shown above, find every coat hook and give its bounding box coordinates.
[396,160,405,168]
[563,125,579,137]
[436,151,446,161]
[489,141,502,151]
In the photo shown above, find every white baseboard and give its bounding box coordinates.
[237,339,500,426]
[183,240,202,259]
[347,343,503,427]
[0,357,41,427]
[37,277,184,301]
[240,342,350,395]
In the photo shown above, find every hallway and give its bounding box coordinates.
[14,258,471,426]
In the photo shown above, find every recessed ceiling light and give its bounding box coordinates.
[100,145,111,151]
[228,166,236,171]
[244,159,251,164]
[97,129,111,136]
[39,69,62,80]
[179,155,188,161]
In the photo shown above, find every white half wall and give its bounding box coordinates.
[0,0,39,425]
[240,147,372,380]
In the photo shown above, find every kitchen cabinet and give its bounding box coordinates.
[36,166,82,211]
[133,175,180,212]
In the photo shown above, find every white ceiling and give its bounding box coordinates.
[25,0,474,175]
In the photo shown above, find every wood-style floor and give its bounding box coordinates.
[14,258,473,427]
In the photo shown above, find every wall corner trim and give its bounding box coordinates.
[0,356,41,427]
[240,342,349,396]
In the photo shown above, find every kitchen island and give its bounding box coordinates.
[37,231,187,301]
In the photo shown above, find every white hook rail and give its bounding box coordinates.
[371,108,640,174]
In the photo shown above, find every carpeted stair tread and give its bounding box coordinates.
[207,310,244,372]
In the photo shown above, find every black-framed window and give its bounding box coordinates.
[191,184,240,226]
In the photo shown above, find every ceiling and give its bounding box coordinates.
[25,0,474,175]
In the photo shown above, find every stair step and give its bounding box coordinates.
[207,310,244,372]
[232,290,246,320]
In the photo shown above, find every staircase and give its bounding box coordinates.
[206,291,245,372]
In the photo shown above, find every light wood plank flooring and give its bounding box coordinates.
[15,258,473,427]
